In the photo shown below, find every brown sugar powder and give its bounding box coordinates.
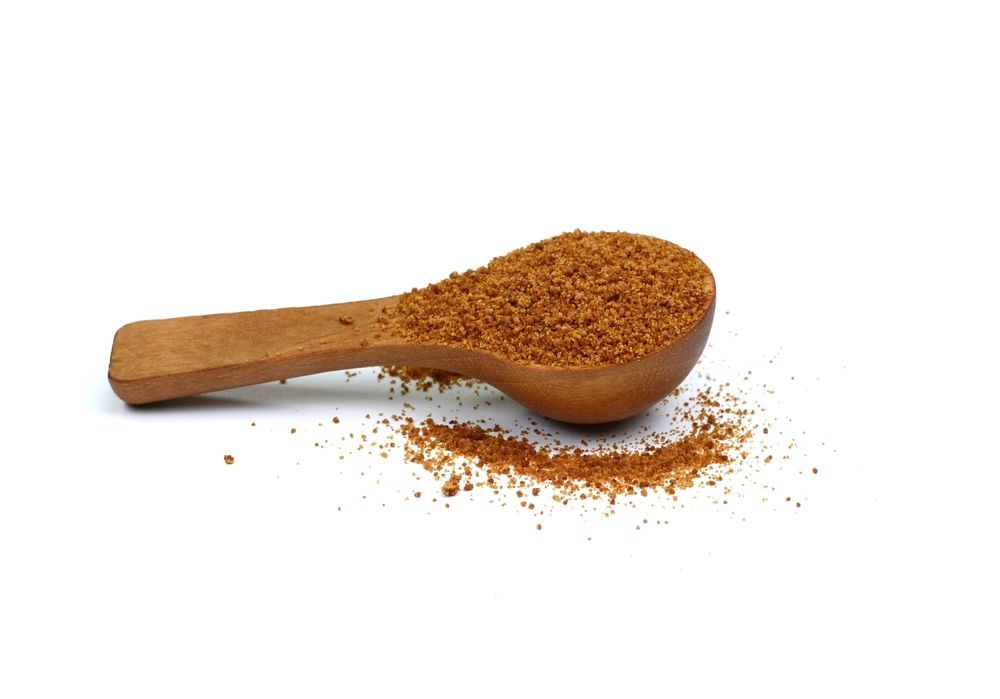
[375,231,740,503]
[385,230,713,367]
[381,366,473,392]
[252,360,808,519]
[238,232,817,521]
[398,383,754,504]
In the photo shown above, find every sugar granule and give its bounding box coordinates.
[386,230,712,367]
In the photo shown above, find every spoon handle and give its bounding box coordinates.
[108,296,404,404]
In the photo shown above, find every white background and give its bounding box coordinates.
[2,1,998,696]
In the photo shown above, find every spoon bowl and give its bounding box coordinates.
[109,275,715,424]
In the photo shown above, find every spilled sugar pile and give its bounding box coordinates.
[236,359,818,527]
[381,363,816,521]
[396,372,752,504]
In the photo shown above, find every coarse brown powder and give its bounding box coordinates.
[377,232,739,505]
[399,383,753,504]
[242,360,814,524]
[232,231,819,523]
[386,230,713,367]
[381,366,472,392]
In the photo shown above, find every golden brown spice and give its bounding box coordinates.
[380,366,471,392]
[283,232,805,516]
[379,231,740,502]
[386,230,713,367]
[399,384,751,502]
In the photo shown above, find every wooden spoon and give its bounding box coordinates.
[108,278,715,424]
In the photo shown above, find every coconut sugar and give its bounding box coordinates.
[236,232,815,524]
[386,230,713,367]
[399,383,753,504]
